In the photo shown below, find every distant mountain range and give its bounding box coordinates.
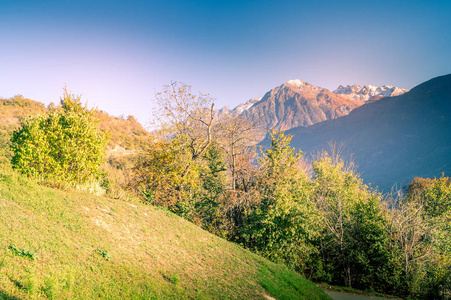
[333,84,408,102]
[220,80,408,134]
[277,74,451,192]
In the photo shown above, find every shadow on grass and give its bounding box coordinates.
[258,262,331,300]
[0,289,23,300]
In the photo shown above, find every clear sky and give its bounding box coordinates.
[1,0,450,124]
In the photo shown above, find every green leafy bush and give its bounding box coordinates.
[10,88,110,185]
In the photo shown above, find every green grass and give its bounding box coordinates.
[0,169,330,299]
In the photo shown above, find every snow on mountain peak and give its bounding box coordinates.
[232,97,262,114]
[334,84,362,95]
[334,84,408,101]
[284,79,323,93]
[285,79,306,87]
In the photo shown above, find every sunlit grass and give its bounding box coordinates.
[0,169,330,299]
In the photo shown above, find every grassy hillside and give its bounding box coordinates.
[0,169,330,300]
[95,110,151,152]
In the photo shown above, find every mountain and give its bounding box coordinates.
[215,97,262,119]
[283,74,451,192]
[240,79,363,133]
[232,97,262,114]
[235,80,407,135]
[333,84,408,102]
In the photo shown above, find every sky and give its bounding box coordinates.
[1,0,450,125]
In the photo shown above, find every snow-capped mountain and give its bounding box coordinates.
[216,80,408,138]
[232,97,262,114]
[240,79,363,134]
[215,97,261,119]
[333,84,408,102]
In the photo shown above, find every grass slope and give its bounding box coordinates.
[0,170,329,300]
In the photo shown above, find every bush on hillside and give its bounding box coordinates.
[10,88,110,185]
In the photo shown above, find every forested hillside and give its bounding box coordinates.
[129,83,451,300]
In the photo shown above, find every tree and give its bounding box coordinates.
[133,136,229,234]
[10,87,110,185]
[134,83,235,228]
[386,190,434,296]
[312,149,391,290]
[135,82,220,206]
[133,137,196,207]
[243,130,320,273]
[217,115,260,191]
[153,82,216,179]
[398,176,451,298]
[407,176,451,219]
[195,142,228,234]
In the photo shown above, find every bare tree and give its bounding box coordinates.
[153,82,216,178]
[218,115,261,190]
[386,188,435,283]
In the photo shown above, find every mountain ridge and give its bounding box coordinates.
[333,84,408,102]
[238,79,406,130]
[219,80,408,135]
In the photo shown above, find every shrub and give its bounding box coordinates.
[10,88,110,185]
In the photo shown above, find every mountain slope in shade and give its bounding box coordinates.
[283,74,451,192]
[241,80,363,132]
[333,84,408,102]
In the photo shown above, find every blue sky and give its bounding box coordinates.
[1,0,450,124]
